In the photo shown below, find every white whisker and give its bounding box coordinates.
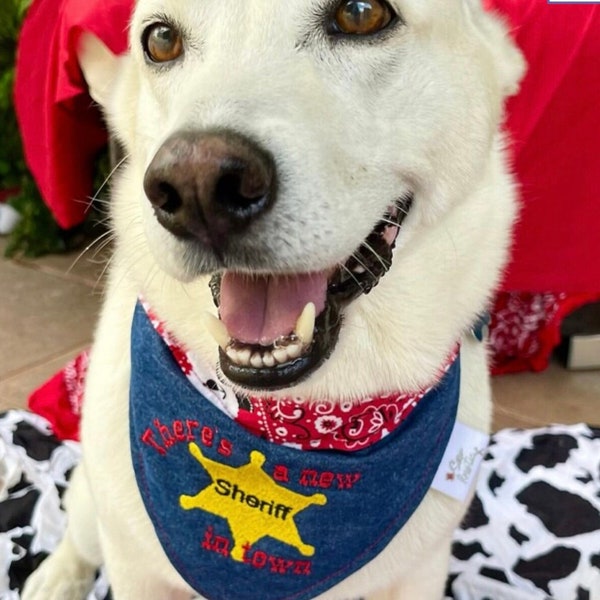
[360,241,389,272]
[337,262,363,288]
[351,252,378,281]
[67,230,113,275]
[95,153,130,198]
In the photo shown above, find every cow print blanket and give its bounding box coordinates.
[1,410,599,600]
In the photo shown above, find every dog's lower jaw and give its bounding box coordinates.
[218,300,343,390]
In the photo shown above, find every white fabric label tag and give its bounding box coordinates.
[431,421,489,502]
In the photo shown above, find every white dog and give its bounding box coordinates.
[23,1,524,598]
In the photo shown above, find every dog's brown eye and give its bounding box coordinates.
[333,0,395,35]
[143,23,183,63]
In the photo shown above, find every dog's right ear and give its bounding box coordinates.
[77,32,123,110]
[462,0,526,99]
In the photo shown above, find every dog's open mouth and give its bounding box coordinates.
[206,195,413,390]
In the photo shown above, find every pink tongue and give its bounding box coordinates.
[219,272,328,346]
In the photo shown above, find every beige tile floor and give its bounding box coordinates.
[1,236,599,430]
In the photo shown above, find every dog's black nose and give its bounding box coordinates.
[143,130,276,246]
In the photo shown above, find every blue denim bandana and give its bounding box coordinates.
[130,303,460,600]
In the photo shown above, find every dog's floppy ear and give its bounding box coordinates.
[462,0,526,99]
[77,32,123,109]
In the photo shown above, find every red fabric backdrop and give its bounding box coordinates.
[490,1,600,295]
[14,0,133,228]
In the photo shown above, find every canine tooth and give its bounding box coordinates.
[204,313,230,350]
[262,352,276,368]
[352,265,367,275]
[273,348,289,364]
[226,348,240,363]
[287,343,302,359]
[295,302,316,347]
[251,353,263,369]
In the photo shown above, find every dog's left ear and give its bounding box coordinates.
[77,32,123,109]
[462,0,526,99]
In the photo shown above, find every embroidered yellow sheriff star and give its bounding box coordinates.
[180,444,327,561]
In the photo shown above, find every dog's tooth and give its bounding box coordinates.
[226,348,240,363]
[262,351,276,368]
[287,343,302,359]
[238,348,252,365]
[294,302,316,347]
[273,348,289,364]
[204,312,231,350]
[352,265,367,275]
[250,353,263,369]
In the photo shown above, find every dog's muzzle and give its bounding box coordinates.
[144,129,412,390]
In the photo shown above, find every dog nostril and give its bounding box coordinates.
[157,182,183,215]
[146,181,183,215]
[214,168,270,217]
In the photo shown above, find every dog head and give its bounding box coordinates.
[83,0,524,398]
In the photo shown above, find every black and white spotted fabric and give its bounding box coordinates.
[448,424,600,600]
[1,411,599,600]
[0,411,76,598]
[0,411,110,600]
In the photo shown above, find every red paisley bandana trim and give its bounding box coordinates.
[238,393,427,452]
[143,302,458,452]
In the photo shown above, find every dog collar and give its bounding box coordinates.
[142,302,459,452]
[129,302,461,600]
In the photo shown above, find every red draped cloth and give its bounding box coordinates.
[13,0,600,439]
[484,0,600,372]
[489,0,600,295]
[14,0,133,228]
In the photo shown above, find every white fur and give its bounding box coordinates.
[23,1,524,598]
